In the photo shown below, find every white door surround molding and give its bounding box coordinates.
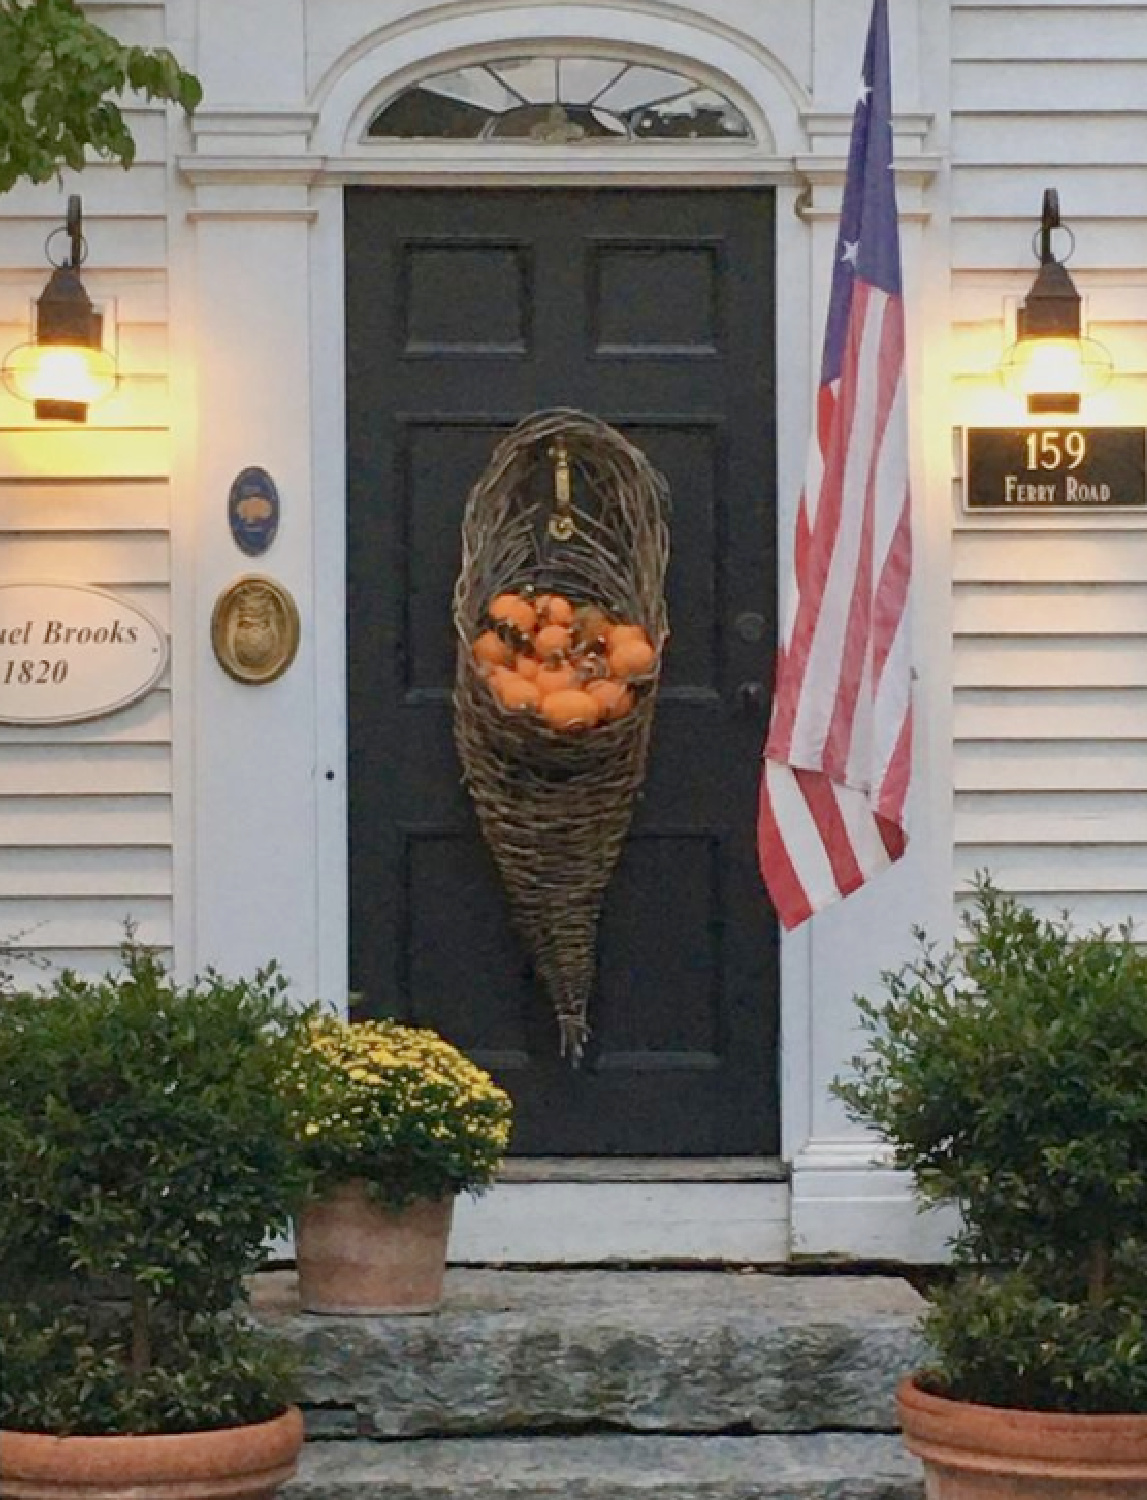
[173,0,948,1263]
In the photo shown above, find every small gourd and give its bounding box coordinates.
[541,688,601,731]
[489,592,537,635]
[473,630,512,672]
[609,636,656,679]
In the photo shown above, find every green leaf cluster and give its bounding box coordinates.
[918,1270,1147,1414]
[0,1302,297,1435]
[0,939,313,1433]
[834,877,1147,1412]
[0,0,202,193]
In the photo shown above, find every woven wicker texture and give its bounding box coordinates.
[452,410,670,1062]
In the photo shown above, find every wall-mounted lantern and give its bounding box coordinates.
[1,195,117,423]
[1000,189,1113,415]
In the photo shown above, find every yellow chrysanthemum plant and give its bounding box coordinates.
[289,1016,513,1208]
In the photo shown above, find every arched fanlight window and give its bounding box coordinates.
[367,56,753,142]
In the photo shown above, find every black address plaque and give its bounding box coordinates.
[966,427,1147,512]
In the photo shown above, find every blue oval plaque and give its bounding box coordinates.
[228,467,280,557]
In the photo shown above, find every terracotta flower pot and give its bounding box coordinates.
[295,1180,454,1314]
[898,1374,1147,1499]
[0,1404,305,1500]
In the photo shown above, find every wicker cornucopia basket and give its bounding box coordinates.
[452,409,670,1061]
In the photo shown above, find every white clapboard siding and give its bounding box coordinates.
[0,796,171,846]
[956,689,1147,742]
[0,898,171,950]
[72,3,166,47]
[955,740,1147,792]
[0,744,171,796]
[0,431,170,481]
[0,34,174,963]
[0,532,169,585]
[0,482,170,532]
[954,637,1147,689]
[954,584,1147,637]
[956,845,1147,892]
[0,690,170,746]
[958,791,1147,845]
[956,219,1147,274]
[953,167,1147,222]
[0,218,167,273]
[955,530,1147,584]
[0,846,171,898]
[951,0,1147,922]
[956,62,1147,115]
[953,115,1147,170]
[953,6,1147,57]
[1,165,169,219]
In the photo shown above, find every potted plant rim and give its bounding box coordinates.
[834,877,1147,1499]
[0,939,311,1500]
[290,1014,513,1314]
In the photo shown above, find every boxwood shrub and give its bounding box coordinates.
[834,878,1147,1413]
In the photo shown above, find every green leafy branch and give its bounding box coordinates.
[0,0,201,194]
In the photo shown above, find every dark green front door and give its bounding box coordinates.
[346,187,779,1154]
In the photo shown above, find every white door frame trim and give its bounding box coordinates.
[175,0,944,1263]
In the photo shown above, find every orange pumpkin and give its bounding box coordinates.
[541,688,600,730]
[608,622,651,650]
[535,662,578,697]
[587,678,634,721]
[473,630,512,672]
[489,592,537,635]
[609,636,656,679]
[534,623,573,660]
[492,670,541,713]
[536,593,575,627]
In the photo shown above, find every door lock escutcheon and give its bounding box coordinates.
[737,681,766,715]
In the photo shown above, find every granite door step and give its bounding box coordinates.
[252,1268,928,1499]
[288,1432,922,1500]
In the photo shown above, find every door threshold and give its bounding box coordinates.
[453,1164,792,1265]
[499,1156,789,1185]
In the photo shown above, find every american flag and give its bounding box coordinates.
[757,0,912,930]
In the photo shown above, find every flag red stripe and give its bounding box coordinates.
[798,769,867,898]
[757,770,813,928]
[877,704,913,827]
[873,491,911,689]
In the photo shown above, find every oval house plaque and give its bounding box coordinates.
[228,466,280,557]
[0,582,168,726]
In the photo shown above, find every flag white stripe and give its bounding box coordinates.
[764,761,838,911]
[836,781,895,876]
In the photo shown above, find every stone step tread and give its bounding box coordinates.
[254,1270,929,1440]
[256,1269,927,1327]
[288,1434,924,1500]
